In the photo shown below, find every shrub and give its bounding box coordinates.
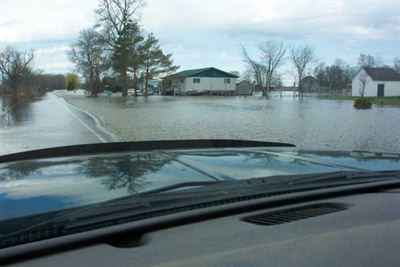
[354,98,372,109]
[64,73,80,91]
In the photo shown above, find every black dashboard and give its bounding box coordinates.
[6,189,400,267]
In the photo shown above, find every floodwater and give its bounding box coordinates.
[0,94,115,155]
[1,92,400,155]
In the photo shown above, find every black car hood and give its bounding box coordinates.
[0,146,399,222]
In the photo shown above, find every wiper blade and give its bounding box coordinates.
[263,170,400,187]
[139,181,224,195]
[0,180,223,241]
[8,170,397,234]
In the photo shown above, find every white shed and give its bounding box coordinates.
[162,67,238,95]
[351,67,400,97]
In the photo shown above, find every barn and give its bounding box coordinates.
[352,67,400,97]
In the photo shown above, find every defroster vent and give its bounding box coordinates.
[243,203,347,226]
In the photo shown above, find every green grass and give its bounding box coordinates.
[320,96,400,106]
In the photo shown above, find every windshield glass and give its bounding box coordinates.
[0,0,399,155]
[0,0,399,241]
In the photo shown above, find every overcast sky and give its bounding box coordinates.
[1,0,399,84]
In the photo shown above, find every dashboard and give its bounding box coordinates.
[6,189,400,266]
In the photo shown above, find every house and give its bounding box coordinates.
[300,76,330,94]
[236,80,254,95]
[300,76,319,92]
[341,83,352,96]
[352,67,400,97]
[136,78,161,94]
[162,67,238,95]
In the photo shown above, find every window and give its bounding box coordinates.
[193,78,200,83]
[224,78,231,84]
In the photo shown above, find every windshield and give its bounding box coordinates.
[0,0,400,246]
[0,0,399,155]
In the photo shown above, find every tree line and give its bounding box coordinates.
[241,41,400,96]
[69,0,179,97]
[0,46,67,96]
[2,0,399,99]
[0,0,178,98]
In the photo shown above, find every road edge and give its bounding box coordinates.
[52,93,120,142]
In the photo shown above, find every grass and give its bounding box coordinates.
[320,96,400,106]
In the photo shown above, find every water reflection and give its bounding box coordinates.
[0,95,35,127]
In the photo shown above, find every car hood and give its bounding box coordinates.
[0,147,399,222]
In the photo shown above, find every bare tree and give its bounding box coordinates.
[357,53,383,68]
[358,71,368,97]
[241,67,253,82]
[229,70,240,78]
[95,0,146,96]
[290,44,316,98]
[393,58,400,73]
[240,45,265,95]
[69,28,107,96]
[0,46,34,94]
[257,41,286,95]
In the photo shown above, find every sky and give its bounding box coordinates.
[1,0,399,85]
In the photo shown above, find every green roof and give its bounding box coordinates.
[166,67,238,79]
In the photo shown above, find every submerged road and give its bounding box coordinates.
[0,93,117,155]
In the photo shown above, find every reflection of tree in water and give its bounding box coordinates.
[76,153,173,193]
[0,95,34,127]
[0,161,42,181]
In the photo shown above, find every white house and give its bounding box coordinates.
[352,67,400,97]
[162,67,238,95]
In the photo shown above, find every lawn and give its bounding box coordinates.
[320,96,400,106]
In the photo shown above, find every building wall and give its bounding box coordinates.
[301,78,319,92]
[236,81,254,95]
[376,81,400,96]
[171,78,185,92]
[352,69,400,96]
[183,77,236,92]
[352,69,375,97]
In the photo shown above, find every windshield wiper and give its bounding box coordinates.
[140,181,224,195]
[260,170,400,187]
[0,180,224,242]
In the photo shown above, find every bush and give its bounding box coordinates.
[354,98,372,109]
[65,73,80,91]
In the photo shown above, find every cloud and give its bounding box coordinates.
[0,0,97,44]
[141,0,399,74]
[143,0,399,40]
[218,2,399,43]
[34,46,74,73]
[0,0,398,76]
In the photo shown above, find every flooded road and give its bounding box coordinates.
[0,94,116,155]
[59,91,400,153]
[1,91,400,155]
